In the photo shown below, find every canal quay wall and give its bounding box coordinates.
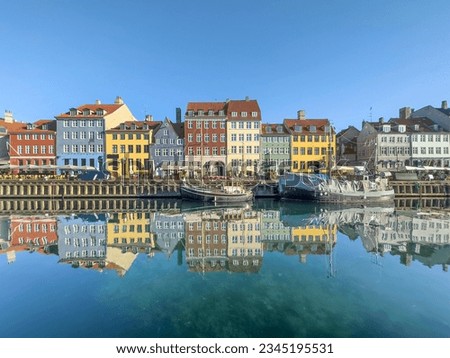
[0,179,182,200]
[0,179,449,205]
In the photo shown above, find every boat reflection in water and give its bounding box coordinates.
[1,200,449,274]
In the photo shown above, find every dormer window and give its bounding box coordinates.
[83,109,91,116]
[69,108,77,116]
[398,125,406,133]
[143,124,149,130]
[198,110,204,116]
[294,125,302,132]
[42,124,48,130]
[241,112,247,117]
[382,124,391,133]
[277,125,283,133]
[266,126,272,133]
[26,123,34,130]
[96,108,105,116]
[132,124,137,130]
[310,125,316,133]
[208,110,214,116]
[231,112,238,117]
[219,110,225,116]
[188,110,194,116]
[414,124,420,131]
[251,112,258,117]
[120,123,126,130]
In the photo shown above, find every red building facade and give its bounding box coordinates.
[7,120,56,172]
[184,102,227,176]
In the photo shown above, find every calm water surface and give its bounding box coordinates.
[0,200,449,338]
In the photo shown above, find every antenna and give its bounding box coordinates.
[369,107,373,122]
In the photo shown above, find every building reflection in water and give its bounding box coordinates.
[1,200,450,274]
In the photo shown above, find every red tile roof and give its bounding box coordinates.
[186,98,262,120]
[0,120,56,133]
[56,103,123,118]
[186,102,226,113]
[225,99,261,120]
[284,119,332,135]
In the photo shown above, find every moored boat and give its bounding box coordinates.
[180,183,254,203]
[278,172,395,204]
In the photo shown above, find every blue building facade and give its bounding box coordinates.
[150,117,184,177]
[54,97,136,174]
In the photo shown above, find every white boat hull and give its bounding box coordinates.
[279,173,395,204]
[180,185,253,203]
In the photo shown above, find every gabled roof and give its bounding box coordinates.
[172,122,184,138]
[336,125,360,138]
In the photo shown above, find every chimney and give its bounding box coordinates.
[3,110,14,123]
[95,99,101,105]
[176,107,181,123]
[245,96,249,101]
[297,110,305,120]
[442,100,448,110]
[399,107,412,119]
[145,114,153,122]
[114,96,124,105]
[379,117,384,124]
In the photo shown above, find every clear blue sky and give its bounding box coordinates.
[1,0,449,131]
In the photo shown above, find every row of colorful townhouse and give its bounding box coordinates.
[0,96,336,179]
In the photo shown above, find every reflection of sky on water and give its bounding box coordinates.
[0,202,449,337]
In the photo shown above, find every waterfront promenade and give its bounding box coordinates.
[0,177,449,215]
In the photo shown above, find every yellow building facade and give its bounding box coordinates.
[105,120,161,178]
[284,115,336,173]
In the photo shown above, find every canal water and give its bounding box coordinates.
[0,200,449,338]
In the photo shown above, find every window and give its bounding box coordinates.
[196,134,201,142]
[231,134,237,141]
[128,145,133,153]
[231,112,238,117]
[251,112,258,117]
[112,145,118,154]
[72,144,78,153]
[63,145,69,153]
[63,132,69,139]
[241,112,247,117]
[80,132,86,139]
[72,132,78,139]
[41,145,46,154]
